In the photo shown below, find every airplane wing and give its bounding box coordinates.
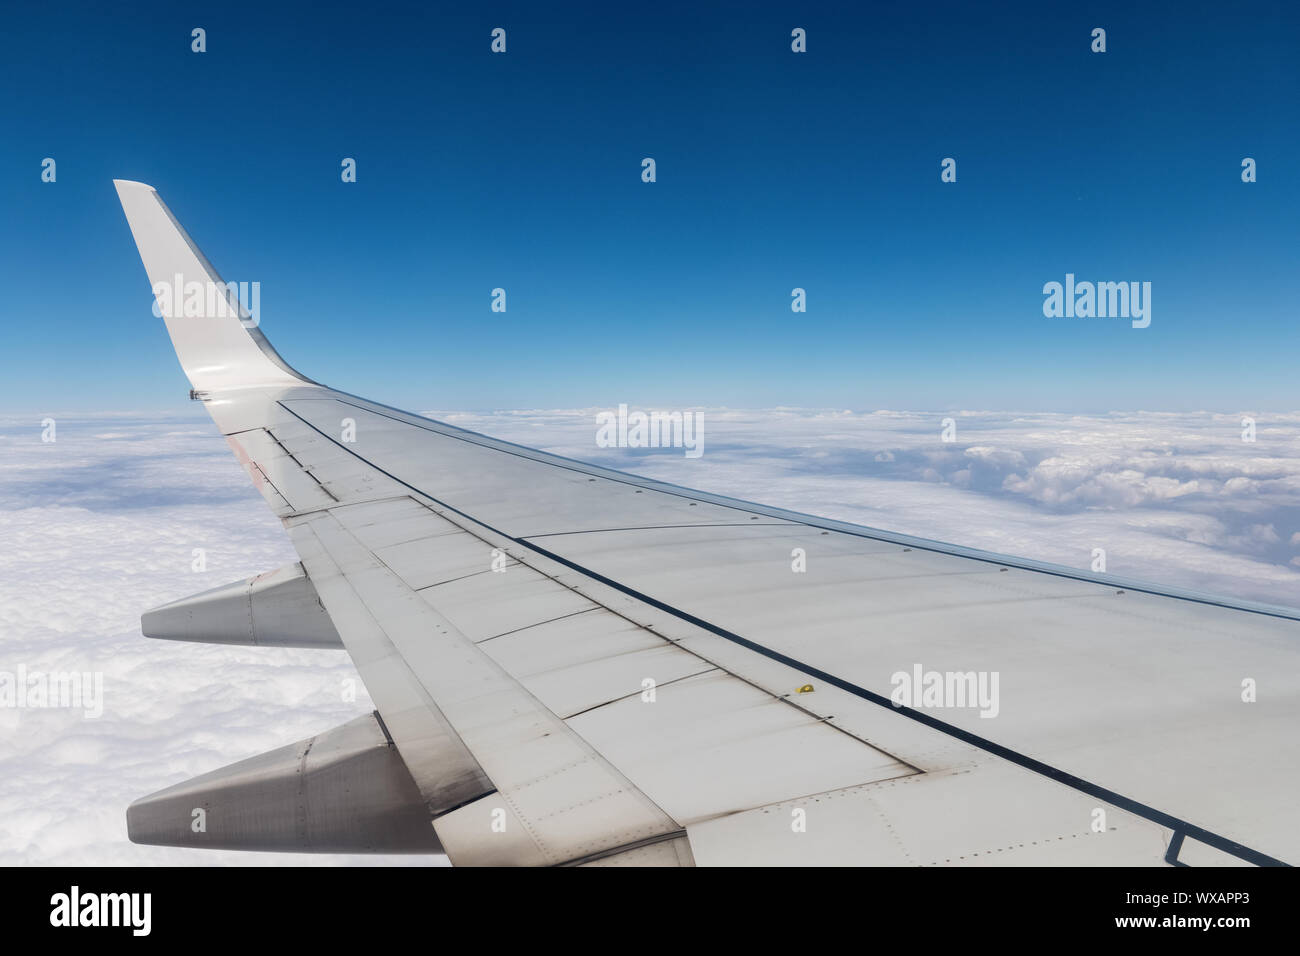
[114,180,1300,867]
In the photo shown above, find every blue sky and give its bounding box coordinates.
[2,0,1297,413]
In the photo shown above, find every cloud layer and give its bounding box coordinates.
[0,415,429,866]
[2,407,1298,864]
[435,407,1300,605]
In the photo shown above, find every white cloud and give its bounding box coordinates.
[4,406,1300,865]
[0,415,435,866]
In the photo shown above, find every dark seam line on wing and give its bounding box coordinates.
[372,709,396,747]
[249,462,292,509]
[265,429,305,468]
[556,828,690,867]
[522,522,792,539]
[305,473,341,502]
[473,607,603,644]
[430,788,499,821]
[276,401,1290,868]
[409,567,504,591]
[256,427,340,503]
[288,396,1300,624]
[561,667,720,721]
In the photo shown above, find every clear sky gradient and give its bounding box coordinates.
[2,1,1297,413]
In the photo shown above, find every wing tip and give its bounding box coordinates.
[113,178,157,194]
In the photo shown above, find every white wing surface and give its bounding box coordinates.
[115,180,1300,866]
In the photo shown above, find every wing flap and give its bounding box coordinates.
[290,507,685,865]
[686,761,1173,867]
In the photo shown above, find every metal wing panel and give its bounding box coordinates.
[527,523,1300,862]
[566,670,917,824]
[685,762,1175,867]
[479,609,716,718]
[278,397,798,536]
[292,489,926,857]
[289,509,686,865]
[265,392,1300,864]
[284,516,495,816]
[226,428,337,514]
